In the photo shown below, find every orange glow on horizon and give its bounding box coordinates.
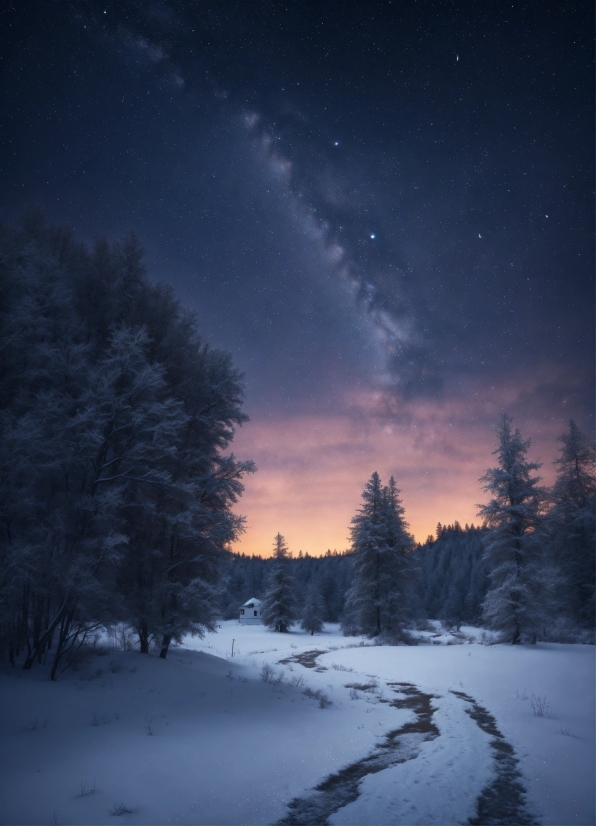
[231,381,563,557]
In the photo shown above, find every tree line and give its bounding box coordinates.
[229,416,594,645]
[1,215,593,681]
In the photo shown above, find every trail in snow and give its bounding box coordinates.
[277,681,439,826]
[451,690,537,826]
[277,648,537,826]
[279,650,330,671]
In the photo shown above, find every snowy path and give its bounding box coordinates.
[452,690,536,825]
[278,682,440,825]
[274,649,535,826]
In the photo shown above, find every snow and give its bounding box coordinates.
[320,639,595,826]
[0,622,593,825]
[328,693,493,826]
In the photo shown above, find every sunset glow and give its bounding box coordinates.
[233,377,567,555]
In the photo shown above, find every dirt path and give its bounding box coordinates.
[274,650,538,826]
[450,690,538,826]
[278,650,329,671]
[276,682,439,826]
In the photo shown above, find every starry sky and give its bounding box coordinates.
[1,0,593,554]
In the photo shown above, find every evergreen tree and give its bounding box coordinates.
[343,473,415,640]
[0,215,254,674]
[301,581,325,635]
[261,534,297,632]
[478,414,545,643]
[546,420,595,630]
[378,477,417,638]
[414,524,488,625]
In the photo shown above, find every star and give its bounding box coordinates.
[370,233,376,239]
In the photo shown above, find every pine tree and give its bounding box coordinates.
[414,525,488,626]
[261,534,297,632]
[478,414,545,643]
[377,477,416,638]
[547,420,595,630]
[343,473,415,640]
[301,581,325,635]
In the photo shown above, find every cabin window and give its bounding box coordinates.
[240,609,244,615]
[254,610,257,616]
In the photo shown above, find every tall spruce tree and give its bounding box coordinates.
[301,580,325,635]
[261,534,297,632]
[547,420,595,630]
[343,473,415,640]
[478,414,545,643]
[378,477,416,638]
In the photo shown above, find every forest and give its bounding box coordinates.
[0,216,594,682]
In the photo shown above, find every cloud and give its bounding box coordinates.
[231,362,589,556]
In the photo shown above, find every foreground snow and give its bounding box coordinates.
[0,622,593,825]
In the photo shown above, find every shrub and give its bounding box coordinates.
[110,802,133,816]
[529,693,551,717]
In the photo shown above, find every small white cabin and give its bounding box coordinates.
[239,597,263,625]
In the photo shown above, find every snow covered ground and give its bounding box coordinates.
[0,622,593,825]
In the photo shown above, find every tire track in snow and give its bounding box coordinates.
[276,682,439,826]
[450,690,538,826]
[275,648,537,826]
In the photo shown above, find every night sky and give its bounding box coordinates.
[1,1,593,554]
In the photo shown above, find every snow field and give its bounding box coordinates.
[0,621,593,825]
[0,628,410,825]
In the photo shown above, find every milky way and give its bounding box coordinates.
[0,0,593,551]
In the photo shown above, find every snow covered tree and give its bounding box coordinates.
[546,420,595,630]
[114,320,254,658]
[0,215,254,674]
[478,414,546,644]
[342,473,385,636]
[301,581,325,635]
[343,473,415,640]
[378,477,417,638]
[414,524,488,626]
[261,534,297,632]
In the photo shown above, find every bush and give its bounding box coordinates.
[302,686,332,708]
[110,802,133,816]
[261,662,282,684]
[529,693,551,717]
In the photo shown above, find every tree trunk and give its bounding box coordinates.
[23,603,66,669]
[159,634,172,659]
[139,622,149,653]
[50,609,74,681]
[512,622,521,645]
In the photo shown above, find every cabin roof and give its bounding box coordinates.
[241,597,262,608]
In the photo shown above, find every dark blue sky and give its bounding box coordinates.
[1,0,593,549]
